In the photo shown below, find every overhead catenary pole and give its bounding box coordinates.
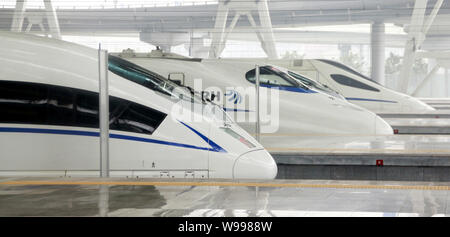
[98,45,110,177]
[255,65,260,142]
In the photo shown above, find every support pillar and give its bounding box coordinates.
[209,2,229,58]
[398,0,443,93]
[11,0,27,32]
[371,22,386,85]
[411,63,439,96]
[256,0,277,58]
[43,0,61,39]
[10,0,61,39]
[446,69,449,97]
[208,0,278,59]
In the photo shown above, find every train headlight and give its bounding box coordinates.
[220,127,256,148]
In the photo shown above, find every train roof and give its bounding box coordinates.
[0,31,97,59]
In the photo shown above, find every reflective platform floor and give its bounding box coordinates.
[1,177,450,217]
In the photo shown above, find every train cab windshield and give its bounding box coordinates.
[108,55,233,124]
[245,66,309,90]
[108,55,204,104]
[287,70,345,99]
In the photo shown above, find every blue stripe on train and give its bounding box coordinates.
[345,97,398,103]
[260,84,318,93]
[178,120,226,153]
[0,123,226,153]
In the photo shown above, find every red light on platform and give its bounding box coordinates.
[393,129,399,134]
[376,160,384,166]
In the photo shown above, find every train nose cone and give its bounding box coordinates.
[375,115,394,135]
[233,149,278,179]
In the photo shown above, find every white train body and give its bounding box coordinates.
[0,32,277,179]
[223,58,434,114]
[117,53,393,135]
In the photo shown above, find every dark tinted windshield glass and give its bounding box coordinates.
[245,66,301,88]
[317,59,379,85]
[288,71,343,98]
[108,55,203,103]
[288,71,326,90]
[109,55,172,96]
[330,74,380,92]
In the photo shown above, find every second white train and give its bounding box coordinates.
[115,51,394,135]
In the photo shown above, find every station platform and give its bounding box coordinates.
[419,98,450,105]
[384,118,450,134]
[431,105,450,110]
[260,134,450,181]
[376,101,450,133]
[378,112,450,119]
[421,98,450,110]
[0,177,449,217]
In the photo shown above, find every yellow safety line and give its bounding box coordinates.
[1,180,450,191]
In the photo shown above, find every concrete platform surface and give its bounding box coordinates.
[419,98,450,109]
[380,118,450,134]
[384,118,450,127]
[1,177,450,217]
[261,134,450,154]
[378,113,450,118]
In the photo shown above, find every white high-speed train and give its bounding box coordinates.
[0,32,277,179]
[219,58,435,114]
[115,51,393,135]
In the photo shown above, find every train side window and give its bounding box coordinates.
[110,100,167,135]
[74,89,167,134]
[0,81,48,125]
[330,74,380,92]
[0,80,166,135]
[47,86,76,126]
[246,67,297,87]
[75,90,99,128]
